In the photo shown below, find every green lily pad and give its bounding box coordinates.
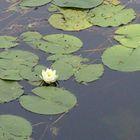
[0,115,32,140]
[0,69,22,80]
[48,4,59,12]
[48,54,89,68]
[51,60,74,80]
[22,32,83,54]
[43,34,83,54]
[0,50,39,80]
[20,0,52,7]
[104,0,120,5]
[48,8,93,31]
[114,24,140,48]
[0,36,18,49]
[20,31,42,42]
[75,64,104,83]
[102,45,140,72]
[20,87,77,115]
[52,0,103,9]
[49,54,103,83]
[21,31,48,52]
[0,79,23,103]
[87,4,136,27]
[20,65,46,82]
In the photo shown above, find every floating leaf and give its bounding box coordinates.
[87,4,136,27]
[20,65,46,82]
[52,0,103,9]
[43,34,83,54]
[114,24,140,48]
[0,36,18,49]
[20,31,42,42]
[0,69,22,80]
[102,45,140,72]
[25,40,49,52]
[51,60,74,80]
[48,54,89,68]
[22,32,83,54]
[75,64,104,83]
[0,50,39,80]
[48,4,59,12]
[48,8,93,31]
[20,0,52,7]
[0,79,23,103]
[104,0,120,5]
[20,87,77,115]
[0,115,32,139]
[49,54,103,83]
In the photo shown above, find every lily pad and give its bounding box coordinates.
[48,8,93,31]
[48,54,89,68]
[0,36,18,49]
[43,34,83,54]
[51,60,74,80]
[0,50,39,80]
[0,79,23,103]
[0,115,32,140]
[87,4,136,27]
[20,31,42,42]
[75,64,104,83]
[20,65,46,82]
[22,32,83,54]
[0,69,22,80]
[49,54,104,83]
[114,24,140,48]
[20,0,52,7]
[20,87,77,115]
[52,0,103,9]
[104,0,120,5]
[102,45,140,72]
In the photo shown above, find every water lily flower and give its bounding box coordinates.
[40,68,58,84]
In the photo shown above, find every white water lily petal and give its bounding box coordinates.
[41,68,58,84]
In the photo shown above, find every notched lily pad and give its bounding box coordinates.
[52,0,103,9]
[48,54,89,68]
[48,7,93,31]
[0,69,21,80]
[0,50,39,80]
[0,79,23,103]
[21,32,83,54]
[104,0,120,5]
[0,36,18,49]
[49,54,103,83]
[114,24,140,48]
[0,115,32,140]
[20,65,46,82]
[20,0,52,7]
[20,87,77,115]
[102,45,140,72]
[75,64,104,83]
[20,31,42,41]
[87,4,136,27]
[43,34,83,54]
[49,54,89,80]
[51,60,74,80]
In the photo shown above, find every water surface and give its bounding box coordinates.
[0,0,140,140]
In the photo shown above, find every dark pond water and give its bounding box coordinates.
[1,0,140,140]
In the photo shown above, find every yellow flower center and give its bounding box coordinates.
[47,72,52,77]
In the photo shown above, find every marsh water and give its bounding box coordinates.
[1,0,140,140]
